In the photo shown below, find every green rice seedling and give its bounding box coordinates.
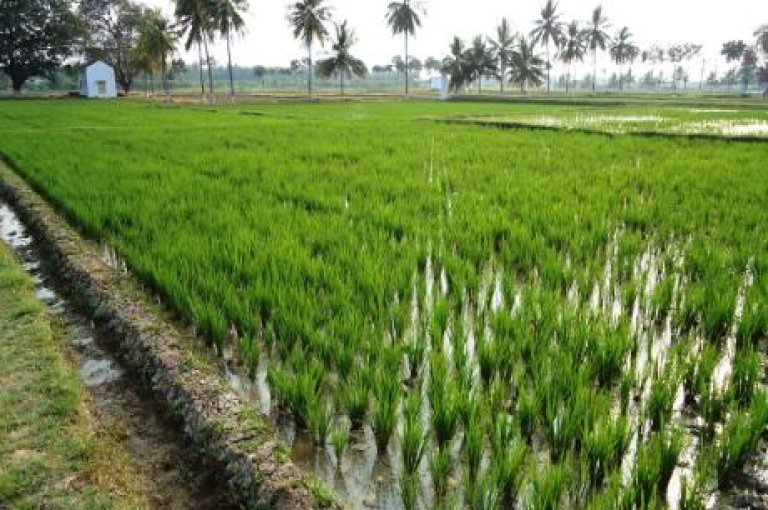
[341,374,369,430]
[464,399,485,483]
[406,335,427,381]
[652,275,675,321]
[491,440,527,508]
[331,418,349,470]
[308,396,334,446]
[737,300,767,348]
[701,283,736,343]
[583,416,630,488]
[401,392,427,475]
[477,333,497,385]
[646,367,679,431]
[729,344,761,406]
[491,413,515,458]
[714,391,768,488]
[400,471,420,510]
[584,472,623,510]
[238,334,260,379]
[628,428,682,506]
[372,370,400,453]
[432,297,450,347]
[675,285,703,335]
[515,385,536,443]
[529,460,569,510]
[622,281,638,315]
[465,471,500,510]
[487,374,510,417]
[592,323,631,388]
[452,317,467,371]
[263,320,276,354]
[430,447,453,502]
[678,476,707,510]
[431,384,461,450]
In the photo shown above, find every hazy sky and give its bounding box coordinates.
[143,0,764,75]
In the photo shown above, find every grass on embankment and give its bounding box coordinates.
[0,242,147,509]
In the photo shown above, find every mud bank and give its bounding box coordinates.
[0,162,340,510]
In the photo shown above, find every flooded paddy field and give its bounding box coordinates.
[0,97,766,509]
[445,104,768,139]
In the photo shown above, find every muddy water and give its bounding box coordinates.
[0,202,233,510]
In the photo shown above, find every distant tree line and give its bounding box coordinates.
[1,0,767,97]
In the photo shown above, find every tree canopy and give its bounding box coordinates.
[0,0,81,92]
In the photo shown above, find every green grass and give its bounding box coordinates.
[0,96,767,507]
[0,242,147,509]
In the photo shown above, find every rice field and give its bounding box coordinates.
[0,97,767,509]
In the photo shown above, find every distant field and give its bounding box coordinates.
[0,96,766,509]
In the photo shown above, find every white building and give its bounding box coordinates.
[79,61,117,99]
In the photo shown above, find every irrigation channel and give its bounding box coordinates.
[2,186,768,510]
[0,201,235,510]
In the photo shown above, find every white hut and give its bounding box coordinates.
[79,61,117,99]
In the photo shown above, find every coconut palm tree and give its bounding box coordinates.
[288,0,331,97]
[317,21,368,95]
[214,0,247,102]
[559,21,585,93]
[464,35,496,94]
[609,27,639,91]
[756,25,768,56]
[509,37,545,93]
[531,0,565,93]
[386,0,424,95]
[488,18,516,94]
[583,5,610,92]
[176,0,215,102]
[441,36,469,92]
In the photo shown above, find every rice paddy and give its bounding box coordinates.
[0,97,766,509]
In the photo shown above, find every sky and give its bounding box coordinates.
[142,0,765,76]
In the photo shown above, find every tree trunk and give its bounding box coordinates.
[340,72,344,96]
[308,42,313,97]
[204,37,214,103]
[162,57,169,102]
[500,63,505,94]
[10,72,25,93]
[227,32,235,102]
[546,40,551,93]
[198,41,205,102]
[593,49,597,92]
[404,32,409,96]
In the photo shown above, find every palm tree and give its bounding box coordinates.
[531,0,565,93]
[176,0,215,102]
[386,0,424,95]
[488,18,516,94]
[464,35,496,94]
[288,0,331,97]
[509,37,545,93]
[214,0,247,102]
[441,36,468,92]
[559,21,585,93]
[583,5,610,92]
[317,21,368,95]
[756,25,768,56]
[609,27,638,91]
